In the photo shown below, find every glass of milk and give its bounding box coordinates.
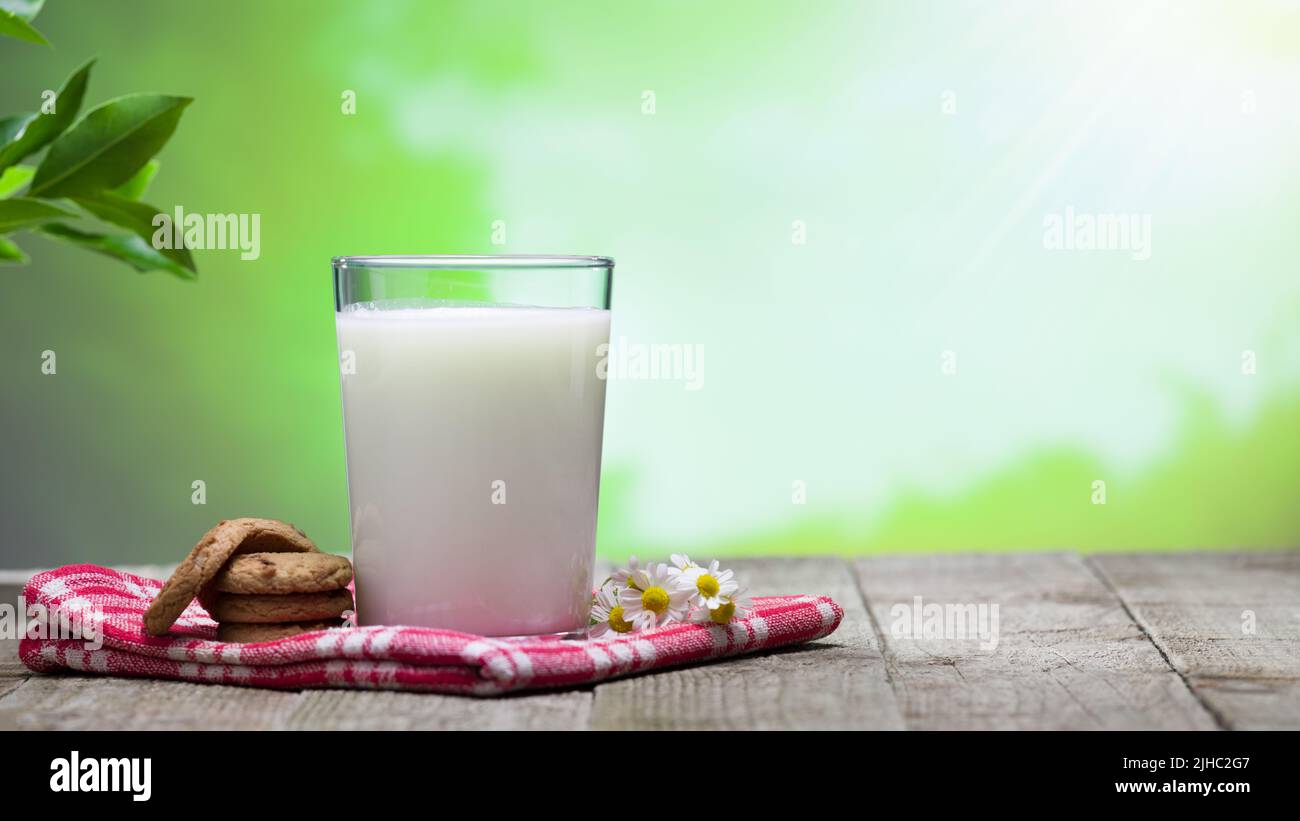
[332,255,613,637]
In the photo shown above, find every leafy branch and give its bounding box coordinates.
[0,0,197,278]
[0,0,48,46]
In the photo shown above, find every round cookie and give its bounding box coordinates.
[217,619,344,643]
[210,552,353,595]
[143,518,318,636]
[207,589,354,624]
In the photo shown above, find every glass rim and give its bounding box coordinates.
[332,254,614,270]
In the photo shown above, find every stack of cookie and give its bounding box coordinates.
[204,551,354,642]
[143,517,354,643]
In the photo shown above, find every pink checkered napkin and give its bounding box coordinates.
[19,564,844,695]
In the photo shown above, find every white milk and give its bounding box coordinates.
[336,305,610,636]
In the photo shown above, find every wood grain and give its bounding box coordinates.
[1,552,1293,729]
[286,689,592,730]
[854,553,1217,730]
[1090,550,1300,729]
[589,557,902,730]
[1,570,33,682]
[0,637,25,679]
[0,678,23,703]
[0,675,303,730]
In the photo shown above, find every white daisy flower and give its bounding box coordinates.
[608,556,644,590]
[618,563,692,630]
[691,588,755,624]
[667,553,699,575]
[678,559,739,611]
[588,584,635,638]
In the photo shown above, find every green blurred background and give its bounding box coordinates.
[2,0,1298,567]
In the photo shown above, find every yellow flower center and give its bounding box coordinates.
[696,574,720,598]
[607,605,634,633]
[641,585,670,615]
[709,601,736,624]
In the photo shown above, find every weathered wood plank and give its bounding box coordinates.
[0,637,25,679]
[1091,550,1300,730]
[5,553,1289,729]
[0,675,304,730]
[589,557,903,730]
[854,553,1217,730]
[1,571,35,685]
[1179,678,1300,731]
[0,677,24,702]
[286,689,592,730]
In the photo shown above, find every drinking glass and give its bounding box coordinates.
[332,255,614,637]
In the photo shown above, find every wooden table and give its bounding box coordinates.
[1,551,1296,730]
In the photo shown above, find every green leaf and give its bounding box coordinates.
[0,113,36,146]
[29,94,192,198]
[0,1,47,21]
[107,159,158,200]
[0,7,47,45]
[0,196,74,232]
[37,223,195,279]
[0,234,27,264]
[71,190,195,272]
[0,164,34,198]
[0,59,95,174]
